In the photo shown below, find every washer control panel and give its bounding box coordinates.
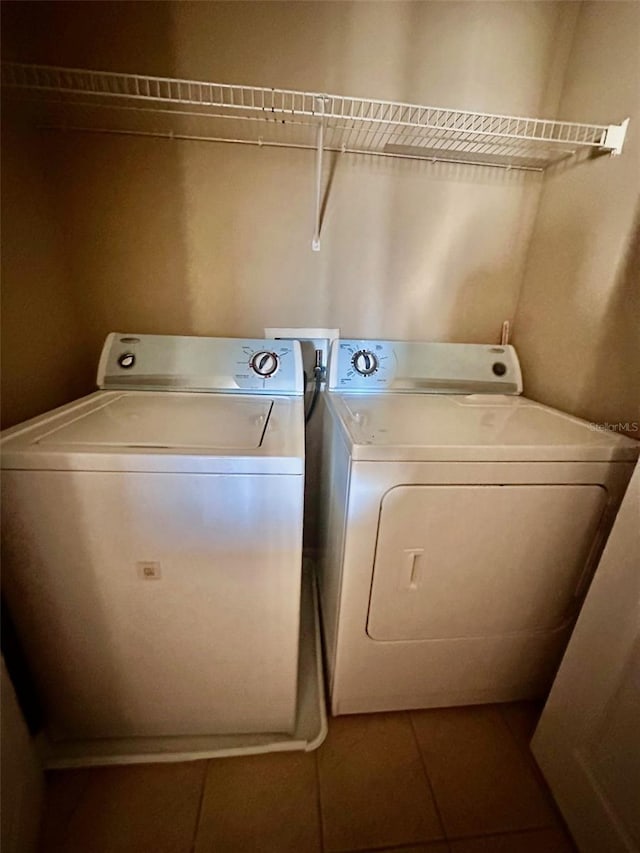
[98,334,304,394]
[329,339,523,394]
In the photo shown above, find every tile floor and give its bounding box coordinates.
[38,702,577,853]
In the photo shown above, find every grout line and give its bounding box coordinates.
[189,758,210,853]
[495,703,535,754]
[491,704,568,835]
[496,700,542,748]
[314,747,327,852]
[52,767,94,848]
[495,705,558,793]
[495,705,578,845]
[495,704,544,770]
[447,823,556,841]
[446,825,577,849]
[334,840,452,852]
[408,711,448,843]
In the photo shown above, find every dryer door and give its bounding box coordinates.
[367,484,607,642]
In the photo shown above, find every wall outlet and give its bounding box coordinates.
[265,328,339,378]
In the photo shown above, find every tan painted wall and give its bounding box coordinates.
[513,1,640,431]
[1,127,92,429]
[2,1,579,430]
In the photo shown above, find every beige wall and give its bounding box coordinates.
[513,1,640,430]
[2,1,581,429]
[1,127,93,429]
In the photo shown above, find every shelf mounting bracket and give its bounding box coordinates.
[603,118,629,156]
[312,102,326,252]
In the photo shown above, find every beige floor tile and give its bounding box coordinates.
[450,827,576,852]
[38,769,92,852]
[411,706,558,838]
[52,760,206,853]
[194,750,321,853]
[317,712,444,852]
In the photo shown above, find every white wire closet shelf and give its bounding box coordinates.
[2,61,629,249]
[2,62,629,166]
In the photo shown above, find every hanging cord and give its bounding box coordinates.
[304,350,325,424]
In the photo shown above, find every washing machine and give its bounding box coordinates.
[1,333,305,742]
[318,339,639,715]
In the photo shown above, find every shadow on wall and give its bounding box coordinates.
[1,0,583,425]
[45,131,195,362]
[583,203,640,435]
[513,199,640,433]
[313,0,550,342]
[0,1,194,428]
[314,152,544,342]
[42,0,196,374]
[0,126,93,429]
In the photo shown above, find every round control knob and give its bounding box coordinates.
[492,361,507,376]
[250,350,279,378]
[118,352,136,369]
[352,349,379,376]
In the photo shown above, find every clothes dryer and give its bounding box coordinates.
[318,340,638,714]
[2,334,305,741]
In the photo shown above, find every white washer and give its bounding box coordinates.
[1,333,305,741]
[318,339,639,715]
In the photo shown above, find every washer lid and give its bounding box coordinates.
[1,391,305,474]
[330,393,640,462]
[36,394,272,449]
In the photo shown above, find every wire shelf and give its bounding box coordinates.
[1,61,628,171]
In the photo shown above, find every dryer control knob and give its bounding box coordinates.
[250,350,279,378]
[118,352,136,369]
[352,350,378,376]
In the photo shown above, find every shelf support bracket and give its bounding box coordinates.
[603,118,629,156]
[312,110,325,252]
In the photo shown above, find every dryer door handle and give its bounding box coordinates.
[400,549,424,591]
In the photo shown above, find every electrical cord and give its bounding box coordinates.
[304,370,322,424]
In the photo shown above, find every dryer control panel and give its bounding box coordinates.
[328,339,523,394]
[98,334,304,394]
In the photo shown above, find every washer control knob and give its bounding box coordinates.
[352,349,378,376]
[492,361,507,376]
[250,350,279,378]
[118,352,136,369]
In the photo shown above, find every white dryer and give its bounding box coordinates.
[1,334,305,743]
[318,339,639,715]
